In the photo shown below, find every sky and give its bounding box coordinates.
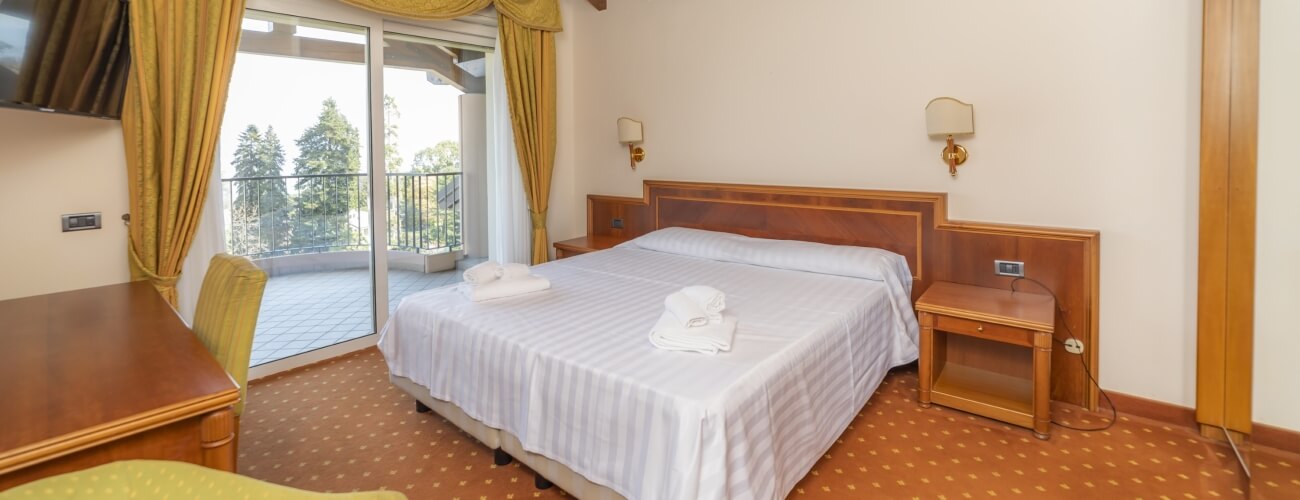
[218,51,465,179]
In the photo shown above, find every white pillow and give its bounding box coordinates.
[624,226,912,283]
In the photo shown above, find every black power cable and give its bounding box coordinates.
[1010,277,1117,432]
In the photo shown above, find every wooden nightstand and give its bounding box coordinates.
[916,281,1056,439]
[553,235,628,259]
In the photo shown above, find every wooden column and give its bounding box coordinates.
[199,407,237,472]
[1196,0,1259,440]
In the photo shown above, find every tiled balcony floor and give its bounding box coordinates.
[251,260,480,366]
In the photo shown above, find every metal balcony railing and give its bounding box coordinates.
[221,172,462,259]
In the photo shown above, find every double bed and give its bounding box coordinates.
[379,228,919,499]
[378,180,1102,500]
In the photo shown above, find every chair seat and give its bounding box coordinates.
[0,460,405,499]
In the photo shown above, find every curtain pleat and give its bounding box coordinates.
[497,14,556,264]
[338,0,562,31]
[123,0,246,306]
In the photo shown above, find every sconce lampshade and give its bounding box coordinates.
[617,117,644,144]
[925,97,975,136]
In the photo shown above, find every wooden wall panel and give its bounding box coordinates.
[587,180,1100,409]
[1197,0,1258,438]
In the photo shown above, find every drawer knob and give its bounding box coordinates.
[976,324,984,332]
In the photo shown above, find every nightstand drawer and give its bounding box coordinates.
[933,314,1034,347]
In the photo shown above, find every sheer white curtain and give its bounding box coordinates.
[485,50,531,265]
[176,161,227,324]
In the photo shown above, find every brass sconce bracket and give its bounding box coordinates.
[942,135,968,176]
[629,144,646,170]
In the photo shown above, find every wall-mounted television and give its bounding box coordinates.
[0,0,131,119]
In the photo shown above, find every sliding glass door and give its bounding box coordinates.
[216,0,494,370]
[382,33,487,313]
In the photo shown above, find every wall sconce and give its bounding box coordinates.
[925,97,975,176]
[617,117,646,170]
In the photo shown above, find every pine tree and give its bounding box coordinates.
[230,125,292,256]
[291,98,363,252]
[229,125,264,256]
[257,126,291,253]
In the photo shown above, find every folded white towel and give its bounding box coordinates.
[648,312,738,355]
[463,275,551,301]
[681,285,726,321]
[664,291,710,328]
[463,261,502,284]
[499,262,531,281]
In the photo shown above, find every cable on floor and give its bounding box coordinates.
[1010,277,1117,432]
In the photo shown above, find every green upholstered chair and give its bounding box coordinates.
[192,253,267,416]
[0,460,406,499]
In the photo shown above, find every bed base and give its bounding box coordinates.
[389,374,626,500]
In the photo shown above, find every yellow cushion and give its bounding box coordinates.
[0,460,405,499]
[192,254,267,416]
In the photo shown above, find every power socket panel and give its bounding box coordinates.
[1063,338,1085,355]
[994,260,1025,278]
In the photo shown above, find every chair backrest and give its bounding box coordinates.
[192,253,267,416]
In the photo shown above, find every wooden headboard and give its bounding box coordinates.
[586,180,1101,409]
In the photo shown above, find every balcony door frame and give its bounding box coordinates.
[243,0,496,379]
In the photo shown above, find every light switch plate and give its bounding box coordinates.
[994,260,1025,278]
[62,212,102,232]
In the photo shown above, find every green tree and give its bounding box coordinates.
[230,125,291,256]
[396,140,462,252]
[291,98,363,252]
[384,94,403,173]
[411,140,461,173]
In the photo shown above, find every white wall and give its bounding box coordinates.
[1253,0,1300,431]
[559,0,1203,406]
[0,108,131,300]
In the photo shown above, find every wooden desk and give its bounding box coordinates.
[0,282,240,489]
[553,235,629,259]
[916,281,1055,440]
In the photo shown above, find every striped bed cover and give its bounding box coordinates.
[379,246,918,499]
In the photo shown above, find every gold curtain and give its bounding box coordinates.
[498,15,556,264]
[338,0,562,31]
[338,0,560,264]
[15,0,130,116]
[123,0,246,305]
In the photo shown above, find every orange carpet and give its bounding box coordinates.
[239,348,1297,499]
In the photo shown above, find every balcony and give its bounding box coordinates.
[222,171,473,366]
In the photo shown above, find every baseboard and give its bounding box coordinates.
[1104,390,1300,455]
[1104,391,1198,429]
[1254,422,1300,455]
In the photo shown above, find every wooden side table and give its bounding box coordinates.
[553,235,629,259]
[915,281,1056,439]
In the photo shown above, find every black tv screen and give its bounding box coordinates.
[0,0,130,119]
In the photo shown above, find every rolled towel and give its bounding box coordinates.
[499,262,532,281]
[463,275,551,302]
[681,285,726,321]
[664,291,710,328]
[463,261,503,284]
[648,312,738,355]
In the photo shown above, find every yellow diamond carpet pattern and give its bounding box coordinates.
[239,349,1298,499]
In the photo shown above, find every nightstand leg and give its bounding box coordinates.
[1032,331,1052,440]
[918,312,934,408]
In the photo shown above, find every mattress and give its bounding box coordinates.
[379,242,918,500]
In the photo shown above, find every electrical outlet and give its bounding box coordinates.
[612,218,624,229]
[995,260,1025,278]
[61,212,102,232]
[1064,338,1085,355]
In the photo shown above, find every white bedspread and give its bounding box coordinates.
[379,246,918,500]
